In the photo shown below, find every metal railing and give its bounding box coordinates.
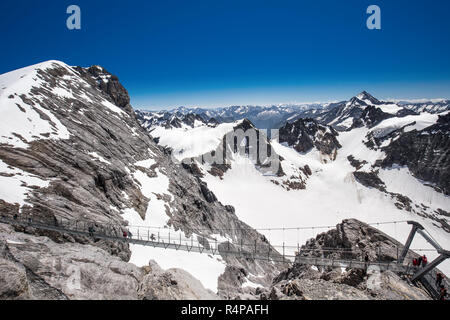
[0,215,291,263]
[1,214,448,300]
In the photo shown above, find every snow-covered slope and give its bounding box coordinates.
[399,99,450,114]
[150,121,239,161]
[367,113,440,139]
[0,61,71,148]
[220,136,448,276]
[142,93,450,276]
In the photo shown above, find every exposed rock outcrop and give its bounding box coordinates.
[261,219,434,300]
[279,118,341,160]
[138,260,218,300]
[353,171,386,192]
[380,113,450,195]
[350,105,394,129]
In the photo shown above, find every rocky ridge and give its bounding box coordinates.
[0,61,285,299]
[278,118,341,161]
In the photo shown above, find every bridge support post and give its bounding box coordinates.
[417,229,443,251]
[399,221,424,264]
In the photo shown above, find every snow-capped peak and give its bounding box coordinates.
[351,91,380,106]
[0,60,72,95]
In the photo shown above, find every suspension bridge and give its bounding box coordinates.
[1,215,448,299]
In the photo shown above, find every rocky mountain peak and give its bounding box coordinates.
[135,110,210,130]
[278,118,341,159]
[350,105,394,129]
[233,118,256,131]
[354,91,380,105]
[74,65,133,114]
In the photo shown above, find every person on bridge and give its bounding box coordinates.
[122,230,128,238]
[436,273,444,287]
[412,258,418,267]
[150,233,156,241]
[439,285,447,301]
[422,255,428,267]
[363,253,369,272]
[417,256,423,266]
[128,231,133,239]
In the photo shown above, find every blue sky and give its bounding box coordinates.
[1,0,450,109]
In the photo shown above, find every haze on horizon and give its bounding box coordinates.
[131,87,450,111]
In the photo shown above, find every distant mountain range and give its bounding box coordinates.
[137,103,329,130]
[137,92,449,130]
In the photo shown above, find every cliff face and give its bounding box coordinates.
[0,61,284,299]
[278,118,341,160]
[73,65,134,114]
[380,113,450,195]
[350,105,394,129]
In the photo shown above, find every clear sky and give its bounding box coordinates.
[1,0,450,109]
